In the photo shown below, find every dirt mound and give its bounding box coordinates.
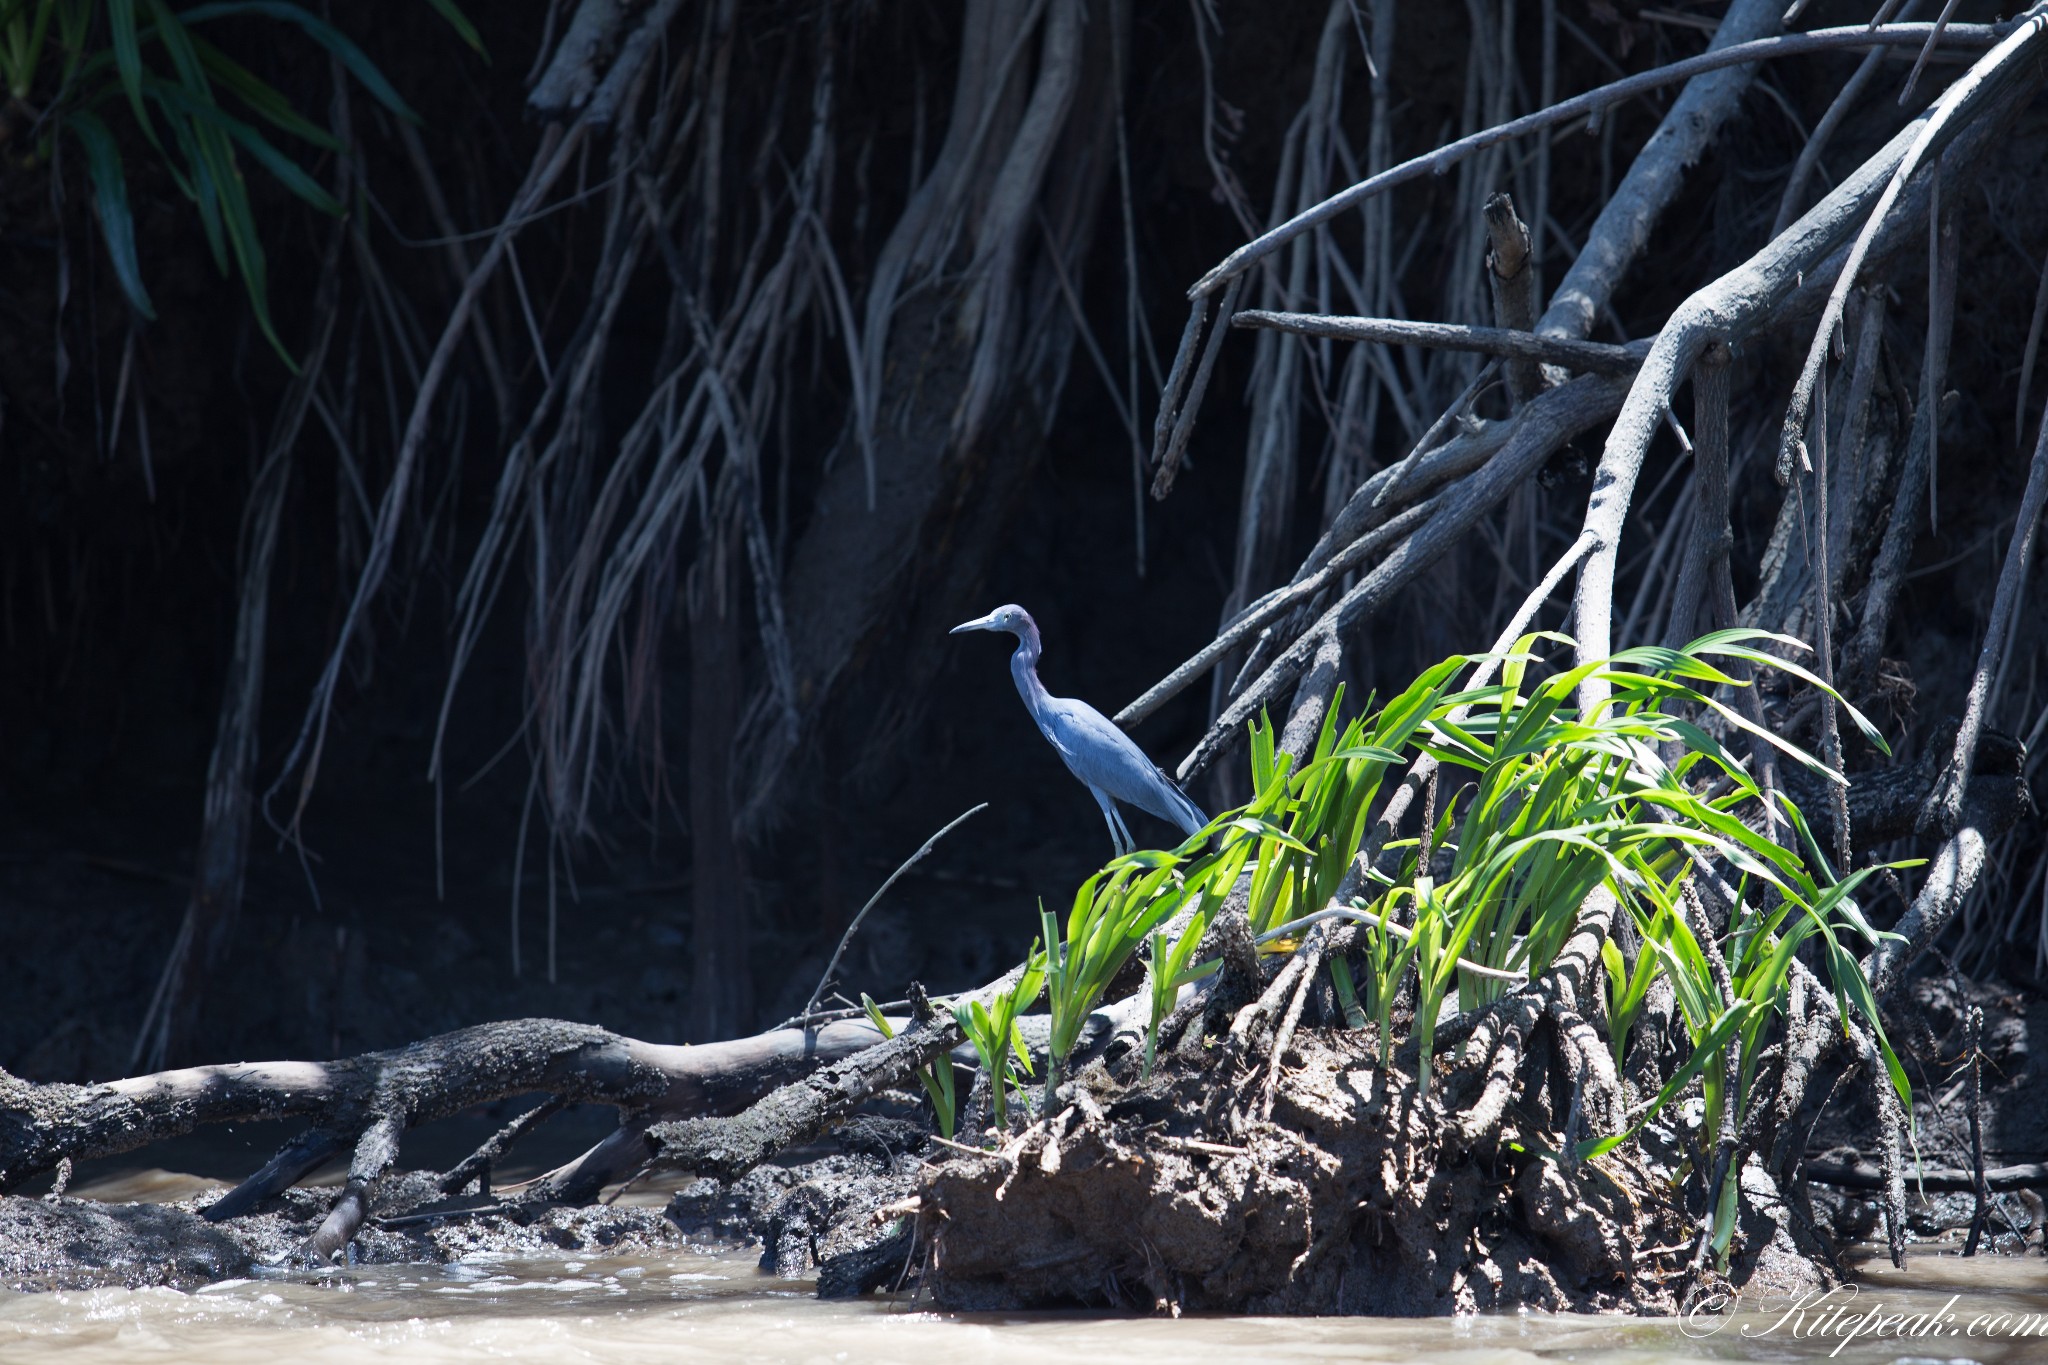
[921,1030,1703,1314]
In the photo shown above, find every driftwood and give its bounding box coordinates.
[0,951,1157,1265]
[1805,1160,2048,1193]
[1231,310,1648,376]
[0,1018,892,1258]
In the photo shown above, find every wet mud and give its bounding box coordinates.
[919,1029,1710,1315]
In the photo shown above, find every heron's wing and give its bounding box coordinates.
[1042,698,1208,836]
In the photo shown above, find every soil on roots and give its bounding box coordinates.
[921,1028,1715,1314]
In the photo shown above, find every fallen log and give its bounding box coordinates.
[0,954,1158,1264]
[1804,1160,2048,1194]
[0,1016,896,1252]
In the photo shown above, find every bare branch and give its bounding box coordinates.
[1232,310,1646,375]
[1919,396,2048,834]
[1188,20,2007,300]
[1570,23,2048,701]
[1178,371,1630,780]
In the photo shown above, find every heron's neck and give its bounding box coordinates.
[1007,628,1054,725]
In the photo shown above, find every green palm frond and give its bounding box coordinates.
[14,0,477,363]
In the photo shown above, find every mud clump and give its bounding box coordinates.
[919,1029,1705,1314]
[0,1184,690,1292]
[1,1196,253,1291]
[666,1136,924,1291]
[925,1124,1308,1310]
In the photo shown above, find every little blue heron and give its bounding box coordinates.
[950,604,1208,855]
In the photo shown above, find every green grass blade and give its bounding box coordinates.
[150,80,341,213]
[145,0,209,92]
[194,37,341,149]
[424,0,486,56]
[1578,1004,1747,1160]
[180,0,420,120]
[65,111,156,318]
[107,0,153,133]
[1690,637,1890,755]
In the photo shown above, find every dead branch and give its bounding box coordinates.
[1805,1159,2048,1193]
[1918,399,2048,834]
[1231,310,1646,376]
[1772,0,1928,238]
[1483,192,1542,403]
[1776,13,2048,489]
[266,119,593,839]
[0,1018,895,1225]
[529,0,689,125]
[1534,0,1781,351]
[1118,495,1439,728]
[1845,251,1956,689]
[637,952,1053,1183]
[1867,829,1990,1005]
[1175,371,1630,781]
[1185,21,2008,300]
[1570,21,2048,701]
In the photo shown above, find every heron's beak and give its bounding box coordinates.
[950,611,1001,635]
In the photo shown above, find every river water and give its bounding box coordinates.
[4,1171,2045,1364]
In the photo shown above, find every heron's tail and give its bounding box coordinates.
[1162,775,1208,838]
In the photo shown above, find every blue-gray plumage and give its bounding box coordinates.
[950,604,1208,855]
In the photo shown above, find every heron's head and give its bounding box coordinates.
[949,604,1035,640]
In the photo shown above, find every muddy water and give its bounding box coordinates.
[5,1172,2046,1364]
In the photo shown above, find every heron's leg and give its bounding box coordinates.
[1090,788,1130,856]
[1109,805,1136,854]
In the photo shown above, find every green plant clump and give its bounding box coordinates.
[1022,629,1909,1260]
[862,993,958,1140]
[4,0,479,360]
[953,941,1048,1133]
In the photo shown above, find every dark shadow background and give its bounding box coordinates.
[3,0,2042,1081]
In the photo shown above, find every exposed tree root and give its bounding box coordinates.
[922,1028,1701,1314]
[919,889,1788,1313]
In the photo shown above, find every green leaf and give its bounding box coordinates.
[424,0,486,56]
[1109,848,1181,871]
[1697,692,1841,784]
[108,0,153,135]
[1578,1004,1747,1160]
[1248,710,1276,791]
[66,112,156,318]
[926,1054,956,1140]
[158,100,227,266]
[150,80,341,214]
[180,1,421,121]
[1711,1157,1742,1263]
[1007,1020,1034,1078]
[1690,635,1891,756]
[146,0,210,94]
[1329,954,1367,1030]
[193,113,296,366]
[194,37,341,149]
